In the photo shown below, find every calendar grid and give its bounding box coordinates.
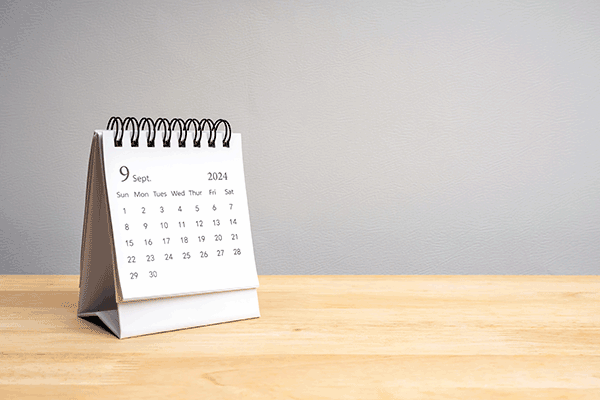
[102,130,259,301]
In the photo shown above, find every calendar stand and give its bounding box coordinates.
[78,117,260,339]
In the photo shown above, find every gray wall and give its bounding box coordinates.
[1,0,599,275]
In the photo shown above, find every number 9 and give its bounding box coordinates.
[120,166,129,182]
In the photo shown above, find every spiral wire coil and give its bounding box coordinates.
[106,116,232,148]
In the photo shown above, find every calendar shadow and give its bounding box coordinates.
[79,316,119,338]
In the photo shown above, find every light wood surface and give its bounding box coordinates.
[0,275,598,399]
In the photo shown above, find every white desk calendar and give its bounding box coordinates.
[78,116,260,338]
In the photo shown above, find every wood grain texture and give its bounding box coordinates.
[0,275,599,399]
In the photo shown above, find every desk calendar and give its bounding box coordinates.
[78,117,260,338]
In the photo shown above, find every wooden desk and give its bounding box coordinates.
[0,275,598,399]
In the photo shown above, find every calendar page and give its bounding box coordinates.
[99,130,259,301]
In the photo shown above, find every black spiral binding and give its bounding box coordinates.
[106,116,232,148]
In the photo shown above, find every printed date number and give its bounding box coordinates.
[208,172,227,181]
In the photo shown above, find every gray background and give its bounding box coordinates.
[1,0,599,275]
